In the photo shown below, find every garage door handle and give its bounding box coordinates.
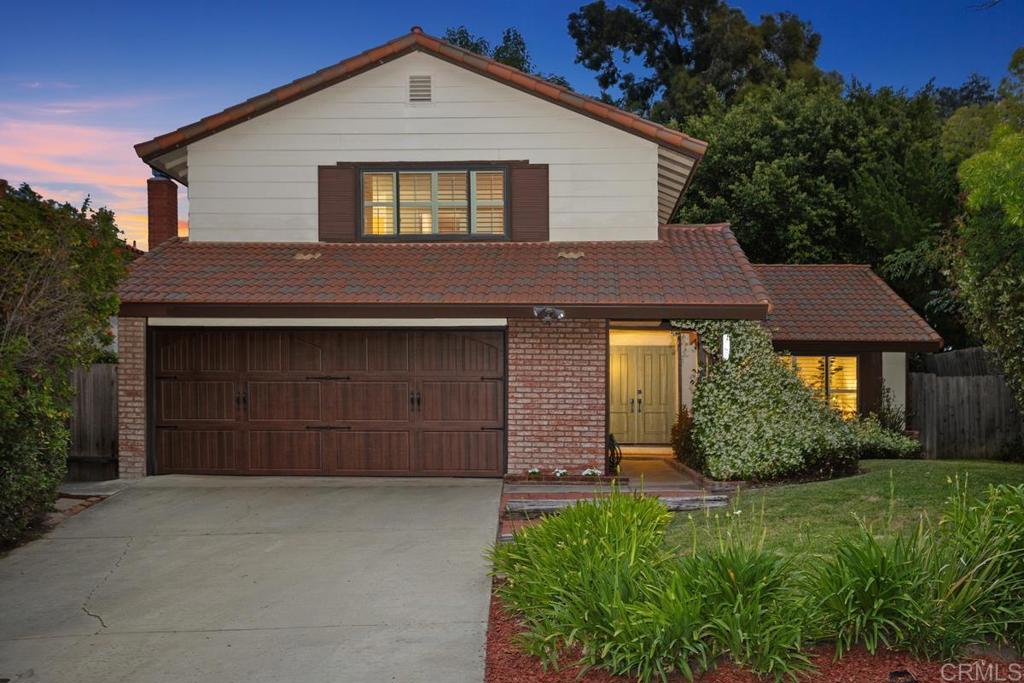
[305,425,352,431]
[480,427,503,431]
[305,375,351,381]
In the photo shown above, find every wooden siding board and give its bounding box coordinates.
[186,52,661,243]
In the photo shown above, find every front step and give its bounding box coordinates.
[504,495,729,519]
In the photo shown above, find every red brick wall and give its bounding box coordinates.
[506,319,607,473]
[117,317,147,478]
[147,177,178,249]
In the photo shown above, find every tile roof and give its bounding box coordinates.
[134,27,706,164]
[754,264,942,350]
[119,225,769,319]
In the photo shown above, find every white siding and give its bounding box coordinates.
[186,52,660,243]
[882,352,907,413]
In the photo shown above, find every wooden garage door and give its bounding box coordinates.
[152,329,505,477]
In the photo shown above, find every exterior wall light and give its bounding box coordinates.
[721,333,731,361]
[532,306,566,322]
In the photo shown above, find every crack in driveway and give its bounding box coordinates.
[80,536,133,631]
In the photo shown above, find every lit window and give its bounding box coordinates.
[361,169,505,237]
[786,355,859,418]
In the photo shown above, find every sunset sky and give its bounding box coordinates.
[2,0,1021,250]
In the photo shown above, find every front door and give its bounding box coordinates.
[608,340,677,444]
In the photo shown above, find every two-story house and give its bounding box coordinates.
[117,28,941,479]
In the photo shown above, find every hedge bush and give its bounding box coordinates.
[672,320,860,481]
[0,184,125,546]
[850,415,920,459]
[493,483,1024,682]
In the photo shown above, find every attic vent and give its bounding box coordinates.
[408,75,432,103]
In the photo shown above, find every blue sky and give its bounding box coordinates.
[1,0,1021,246]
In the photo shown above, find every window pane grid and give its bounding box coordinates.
[788,354,858,419]
[362,169,505,237]
[362,172,396,235]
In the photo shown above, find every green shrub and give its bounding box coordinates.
[492,493,813,681]
[491,492,684,676]
[0,184,125,545]
[850,416,920,459]
[807,526,928,657]
[809,481,1024,659]
[670,407,700,471]
[671,320,860,481]
[679,544,811,678]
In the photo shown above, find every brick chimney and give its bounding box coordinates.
[147,171,178,249]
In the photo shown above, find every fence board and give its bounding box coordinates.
[909,372,1023,459]
[69,363,117,460]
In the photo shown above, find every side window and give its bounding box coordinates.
[786,354,859,418]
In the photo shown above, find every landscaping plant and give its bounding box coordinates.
[670,320,861,481]
[0,184,126,545]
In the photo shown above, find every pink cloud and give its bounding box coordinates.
[0,118,185,249]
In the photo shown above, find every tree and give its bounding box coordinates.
[676,78,967,343]
[955,126,1024,403]
[0,183,127,545]
[567,0,822,121]
[443,26,572,88]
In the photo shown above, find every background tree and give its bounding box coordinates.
[444,26,572,88]
[0,183,127,545]
[954,125,1024,403]
[567,0,823,120]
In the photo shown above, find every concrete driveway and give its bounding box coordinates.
[0,475,502,683]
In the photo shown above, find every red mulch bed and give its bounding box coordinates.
[485,591,1017,683]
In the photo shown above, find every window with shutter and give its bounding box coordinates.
[318,162,548,242]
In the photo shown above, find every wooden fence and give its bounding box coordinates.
[68,363,118,480]
[909,348,1024,459]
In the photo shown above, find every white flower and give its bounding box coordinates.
[581,467,602,477]
[527,466,541,474]
[553,468,568,477]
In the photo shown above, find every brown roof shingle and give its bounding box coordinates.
[134,27,707,163]
[754,264,942,350]
[119,225,769,319]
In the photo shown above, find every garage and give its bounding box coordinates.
[152,328,506,477]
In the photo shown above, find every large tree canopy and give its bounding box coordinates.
[567,0,823,120]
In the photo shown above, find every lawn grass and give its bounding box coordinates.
[666,459,1024,557]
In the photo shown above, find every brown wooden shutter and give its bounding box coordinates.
[857,352,883,416]
[508,164,549,242]
[318,165,357,242]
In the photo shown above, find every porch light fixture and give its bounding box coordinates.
[532,306,565,322]
[721,333,731,360]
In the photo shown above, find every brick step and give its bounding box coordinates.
[503,495,729,519]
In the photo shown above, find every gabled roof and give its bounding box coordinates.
[134,27,706,164]
[118,225,769,320]
[754,264,943,351]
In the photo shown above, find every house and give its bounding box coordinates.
[117,27,940,479]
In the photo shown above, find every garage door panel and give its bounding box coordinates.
[420,381,502,424]
[157,330,241,374]
[157,380,235,422]
[156,429,238,473]
[333,381,411,422]
[365,331,410,372]
[247,430,322,473]
[414,331,503,374]
[247,381,322,421]
[327,431,411,473]
[419,431,502,475]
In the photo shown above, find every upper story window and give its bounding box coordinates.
[361,168,506,238]
[786,355,859,418]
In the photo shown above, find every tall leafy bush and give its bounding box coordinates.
[671,320,859,481]
[0,183,126,545]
